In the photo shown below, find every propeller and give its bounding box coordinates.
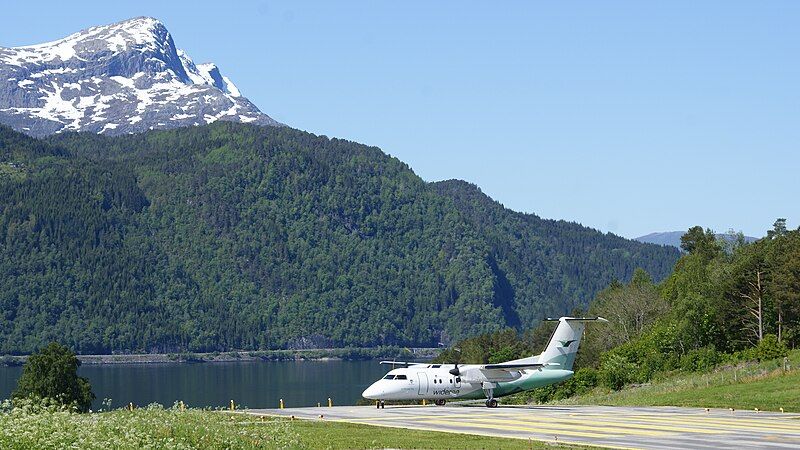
[448,363,460,376]
[448,347,462,376]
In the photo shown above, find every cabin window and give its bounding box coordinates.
[395,375,407,380]
[383,375,395,380]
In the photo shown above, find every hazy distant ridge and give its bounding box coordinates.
[636,231,758,248]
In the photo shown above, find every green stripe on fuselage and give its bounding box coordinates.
[459,369,574,400]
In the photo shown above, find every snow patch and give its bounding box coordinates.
[100,123,119,133]
[221,75,241,97]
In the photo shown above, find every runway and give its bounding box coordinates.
[247,404,800,449]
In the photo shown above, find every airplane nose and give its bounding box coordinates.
[362,382,382,399]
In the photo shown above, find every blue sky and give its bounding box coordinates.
[2,1,797,238]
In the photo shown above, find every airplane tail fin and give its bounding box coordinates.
[539,317,607,370]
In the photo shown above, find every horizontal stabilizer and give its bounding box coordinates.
[544,316,608,322]
[378,361,421,367]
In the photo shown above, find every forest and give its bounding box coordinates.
[0,123,679,354]
[436,222,799,399]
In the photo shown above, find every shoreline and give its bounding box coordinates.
[0,347,440,366]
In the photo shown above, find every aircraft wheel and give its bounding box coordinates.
[380,400,386,409]
[434,399,446,406]
[486,399,498,408]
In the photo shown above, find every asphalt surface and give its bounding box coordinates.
[246,404,800,449]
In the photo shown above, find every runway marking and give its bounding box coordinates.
[353,410,737,435]
[325,418,640,450]
[345,412,516,422]
[441,417,671,437]
[610,415,800,433]
[463,415,726,435]
[247,406,800,450]
[543,411,800,430]
[421,418,621,439]
[350,409,798,431]
[373,412,718,436]
[351,410,800,434]
[568,414,800,435]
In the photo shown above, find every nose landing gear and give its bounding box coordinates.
[376,400,386,409]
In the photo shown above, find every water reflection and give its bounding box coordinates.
[0,360,389,410]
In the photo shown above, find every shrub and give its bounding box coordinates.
[556,367,599,399]
[679,346,720,372]
[12,342,95,412]
[599,353,637,390]
[753,335,789,361]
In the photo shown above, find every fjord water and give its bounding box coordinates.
[0,360,388,410]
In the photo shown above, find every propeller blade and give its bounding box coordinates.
[448,363,460,376]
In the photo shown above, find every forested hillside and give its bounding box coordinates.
[0,123,679,354]
[433,180,679,327]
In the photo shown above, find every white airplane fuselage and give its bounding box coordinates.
[362,364,574,401]
[362,316,607,406]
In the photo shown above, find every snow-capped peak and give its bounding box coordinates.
[3,17,169,66]
[0,17,279,137]
[178,51,241,97]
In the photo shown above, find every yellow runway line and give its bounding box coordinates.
[422,418,620,439]
[327,418,639,450]
[608,415,800,433]
[450,417,671,437]
[345,412,513,422]
[349,410,795,434]
[479,415,725,435]
[563,412,800,429]
[364,410,729,435]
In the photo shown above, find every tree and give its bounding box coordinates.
[767,230,800,344]
[580,269,667,367]
[680,226,720,259]
[767,218,788,239]
[13,342,95,412]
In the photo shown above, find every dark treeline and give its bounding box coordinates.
[0,123,679,354]
[436,223,799,400]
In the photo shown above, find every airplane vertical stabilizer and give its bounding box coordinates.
[539,317,607,370]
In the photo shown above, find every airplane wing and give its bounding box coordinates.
[483,362,552,370]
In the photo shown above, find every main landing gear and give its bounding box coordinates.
[483,384,498,408]
[434,399,447,406]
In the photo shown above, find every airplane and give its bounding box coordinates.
[362,316,607,408]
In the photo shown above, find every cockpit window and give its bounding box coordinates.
[431,365,441,368]
[395,375,408,380]
[383,375,395,380]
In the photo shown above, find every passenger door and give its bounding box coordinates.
[417,372,429,396]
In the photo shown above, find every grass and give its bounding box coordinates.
[0,399,573,449]
[552,350,800,412]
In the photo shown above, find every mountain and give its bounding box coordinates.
[0,17,280,137]
[636,231,758,248]
[0,123,681,354]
